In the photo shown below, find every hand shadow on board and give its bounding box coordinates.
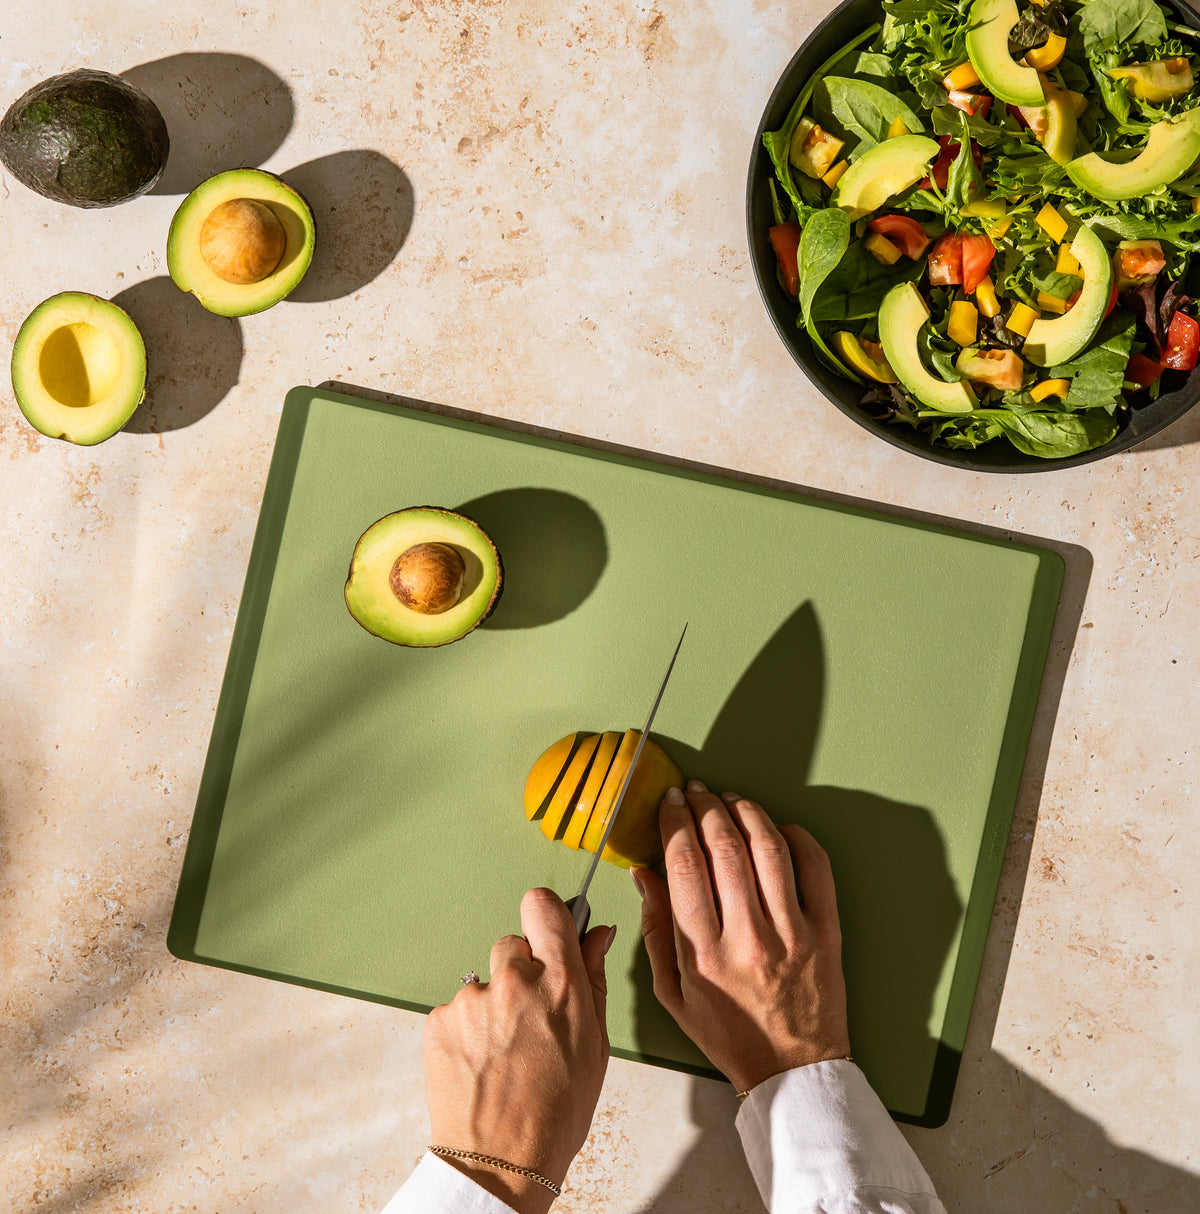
[120,54,293,195]
[631,604,1200,1214]
[112,276,243,434]
[454,489,607,629]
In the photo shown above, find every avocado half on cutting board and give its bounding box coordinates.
[344,507,504,646]
[167,168,316,315]
[10,292,146,444]
[0,69,169,207]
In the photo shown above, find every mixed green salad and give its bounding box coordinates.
[763,0,1200,458]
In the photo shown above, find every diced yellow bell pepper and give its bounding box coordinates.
[1056,245,1082,275]
[822,159,849,188]
[948,300,980,347]
[864,232,902,265]
[943,62,982,91]
[975,275,1002,318]
[1036,203,1069,243]
[1037,291,1069,314]
[888,116,910,139]
[962,199,1008,219]
[1025,34,1066,71]
[1192,195,1200,214]
[1007,302,1041,338]
[1030,378,1071,402]
[1068,90,1088,116]
[988,216,1014,239]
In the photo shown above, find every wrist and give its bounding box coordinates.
[430,1149,558,1214]
[728,1046,855,1095]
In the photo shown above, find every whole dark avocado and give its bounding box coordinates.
[0,69,169,207]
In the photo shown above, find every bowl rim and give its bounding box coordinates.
[745,0,1200,473]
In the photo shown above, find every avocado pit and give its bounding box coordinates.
[389,542,466,615]
[199,198,287,285]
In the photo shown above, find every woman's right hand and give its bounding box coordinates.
[634,781,851,1094]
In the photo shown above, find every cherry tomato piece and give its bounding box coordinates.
[768,222,802,296]
[961,234,997,294]
[867,214,931,259]
[1163,311,1199,371]
[1125,352,1164,390]
[927,234,964,285]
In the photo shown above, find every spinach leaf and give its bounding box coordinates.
[1079,0,1167,55]
[843,51,897,85]
[991,408,1120,457]
[1048,309,1138,411]
[813,77,924,149]
[798,208,852,327]
[810,240,926,322]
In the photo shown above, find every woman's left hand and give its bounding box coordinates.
[424,888,614,1214]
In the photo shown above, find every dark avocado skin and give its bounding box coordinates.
[0,69,169,207]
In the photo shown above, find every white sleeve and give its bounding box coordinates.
[379,1152,518,1214]
[734,1061,946,1214]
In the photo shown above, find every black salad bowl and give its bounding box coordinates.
[746,0,1200,472]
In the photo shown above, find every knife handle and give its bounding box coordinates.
[565,894,590,940]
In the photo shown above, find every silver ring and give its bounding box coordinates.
[460,970,480,985]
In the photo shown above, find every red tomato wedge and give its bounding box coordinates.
[947,89,992,118]
[867,215,931,259]
[1125,352,1164,390]
[768,222,802,296]
[1163,311,1199,370]
[961,234,996,293]
[927,234,964,286]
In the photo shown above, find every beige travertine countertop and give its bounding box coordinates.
[2,1,1198,1210]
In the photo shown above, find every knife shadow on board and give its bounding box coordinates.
[636,601,963,1128]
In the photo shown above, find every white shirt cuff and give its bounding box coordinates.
[735,1061,946,1214]
[379,1152,518,1214]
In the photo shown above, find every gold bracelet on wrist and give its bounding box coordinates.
[735,1054,855,1101]
[429,1145,562,1197]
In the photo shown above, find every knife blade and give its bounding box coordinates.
[565,623,688,939]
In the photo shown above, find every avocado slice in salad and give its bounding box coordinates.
[1016,79,1077,166]
[1066,108,1200,201]
[1109,58,1194,103]
[1023,226,1114,367]
[965,0,1046,107]
[829,135,940,221]
[878,283,978,413]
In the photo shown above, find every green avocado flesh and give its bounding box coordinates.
[0,69,169,207]
[1024,225,1113,366]
[1066,109,1200,201]
[167,169,315,316]
[345,508,503,647]
[830,135,941,220]
[10,292,146,444]
[965,0,1046,107]
[878,282,978,413]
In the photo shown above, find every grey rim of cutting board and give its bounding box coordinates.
[169,385,1065,1127]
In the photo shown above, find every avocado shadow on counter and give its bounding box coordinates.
[119,54,293,196]
[112,276,242,434]
[281,151,413,303]
[454,489,607,629]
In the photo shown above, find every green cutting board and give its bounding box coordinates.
[169,386,1063,1127]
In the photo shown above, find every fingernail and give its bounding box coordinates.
[604,925,618,955]
[686,778,707,793]
[721,790,742,803]
[663,786,685,806]
[631,867,647,897]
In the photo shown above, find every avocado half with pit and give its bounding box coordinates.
[10,292,146,444]
[878,282,977,413]
[965,0,1045,107]
[524,729,683,869]
[1066,108,1200,201]
[1024,225,1114,367]
[167,169,315,316]
[345,507,503,646]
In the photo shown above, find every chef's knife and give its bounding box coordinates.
[565,623,687,939]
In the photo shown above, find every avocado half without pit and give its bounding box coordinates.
[524,730,683,869]
[344,507,503,646]
[10,292,146,444]
[167,169,315,315]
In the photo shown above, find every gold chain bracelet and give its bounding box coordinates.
[429,1145,562,1196]
[736,1055,855,1101]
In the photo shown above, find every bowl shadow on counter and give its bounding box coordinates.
[282,151,413,303]
[113,276,242,434]
[120,54,293,196]
[454,489,607,629]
